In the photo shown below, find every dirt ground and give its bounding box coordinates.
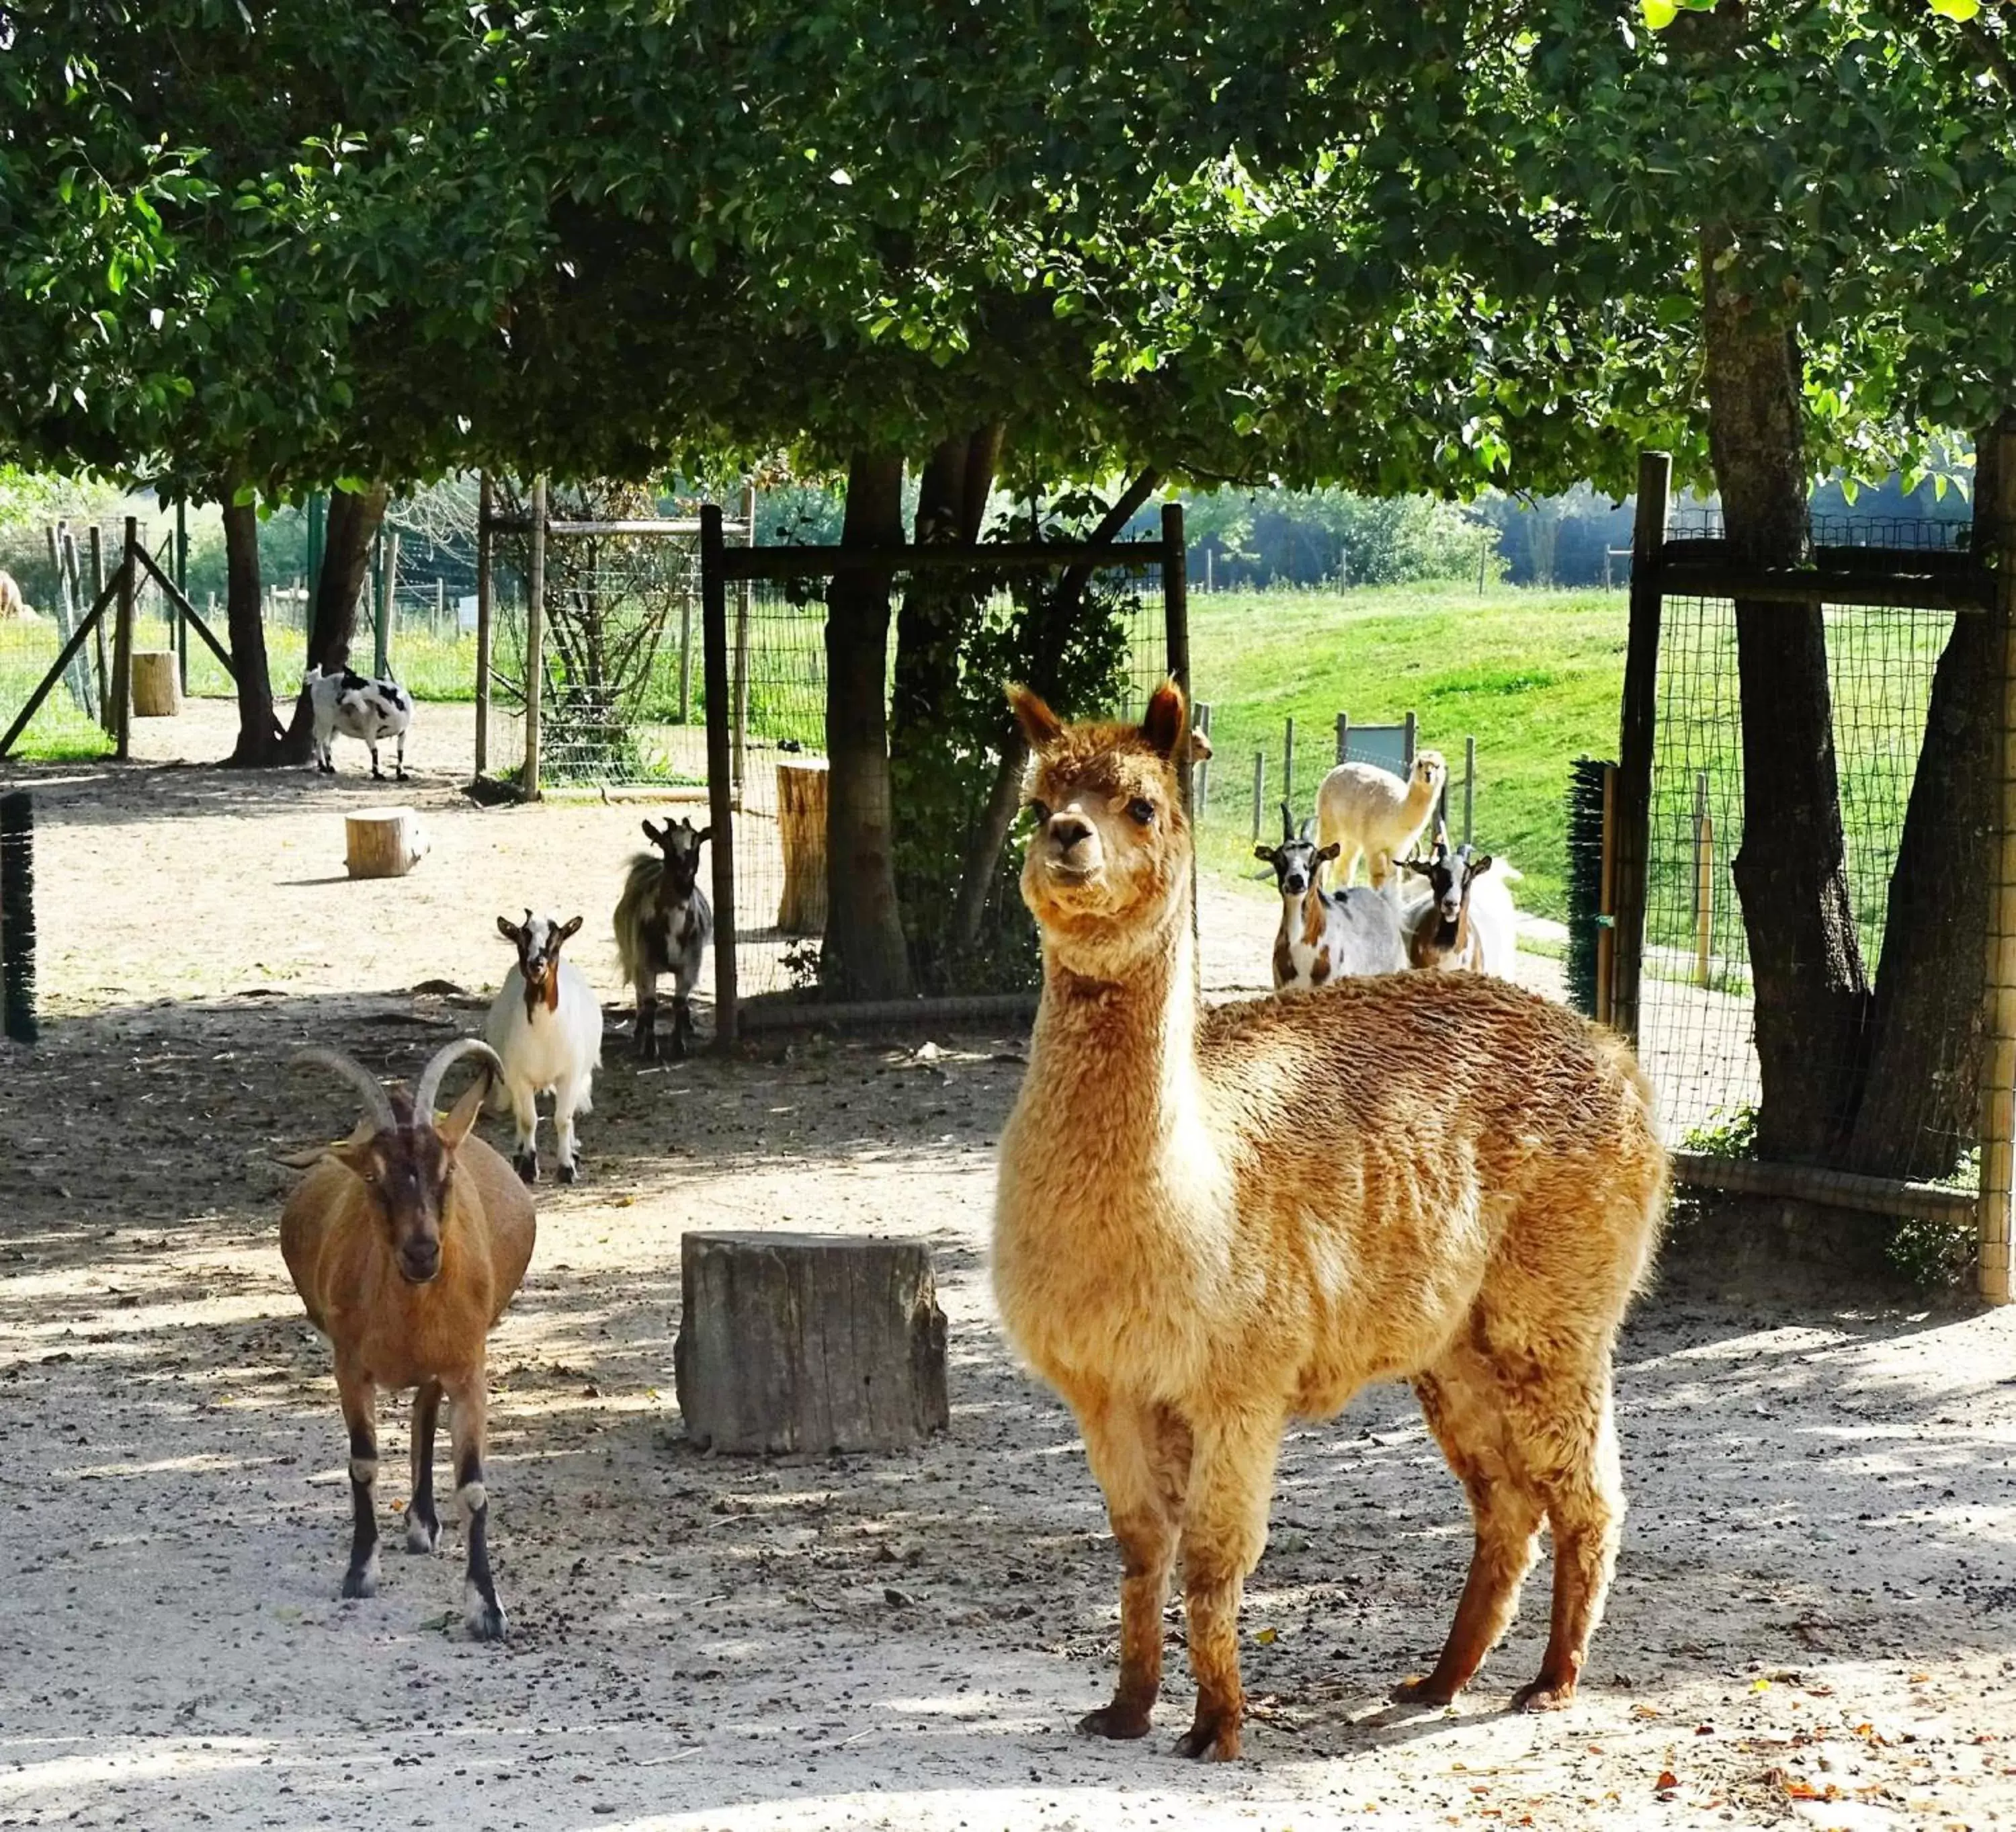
[3,702,2015,1832]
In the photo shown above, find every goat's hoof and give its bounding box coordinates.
[558,1160,578,1185]
[1173,1713,1241,1761]
[513,1152,537,1185]
[340,1558,379,1600]
[1511,1678,1576,1714]
[405,1514,439,1555]
[635,1033,659,1063]
[394,769,409,782]
[1391,1673,1460,1707]
[1078,1703,1153,1741]
[464,1584,507,1642]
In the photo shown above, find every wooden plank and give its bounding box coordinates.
[1646,560,1991,614]
[1671,1151,1979,1229]
[474,474,493,777]
[714,537,1167,583]
[1978,422,2016,1305]
[1609,452,1670,1042]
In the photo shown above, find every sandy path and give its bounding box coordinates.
[2,708,2013,1831]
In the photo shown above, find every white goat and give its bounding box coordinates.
[1254,804,1406,990]
[485,913,603,1185]
[1400,841,1521,976]
[304,664,414,780]
[1315,749,1447,890]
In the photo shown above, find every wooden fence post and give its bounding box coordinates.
[1251,751,1265,845]
[522,478,546,798]
[1335,711,1349,765]
[112,519,136,760]
[1977,423,2016,1304]
[474,474,493,779]
[1609,450,1671,1044]
[1463,734,1477,846]
[87,526,108,717]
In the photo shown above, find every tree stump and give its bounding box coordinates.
[775,758,829,933]
[344,807,427,880]
[675,1231,949,1454]
[130,651,179,717]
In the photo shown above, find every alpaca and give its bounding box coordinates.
[1315,749,1447,890]
[993,680,1666,1763]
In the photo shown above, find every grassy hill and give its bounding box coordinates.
[1187,582,1629,921]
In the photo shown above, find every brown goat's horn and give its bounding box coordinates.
[415,1037,505,1120]
[294,1048,397,1133]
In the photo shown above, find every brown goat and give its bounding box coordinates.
[993,681,1666,1761]
[282,1038,536,1638]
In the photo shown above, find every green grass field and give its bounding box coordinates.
[1187,583,1630,919]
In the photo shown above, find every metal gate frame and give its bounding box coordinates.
[698,501,1191,1044]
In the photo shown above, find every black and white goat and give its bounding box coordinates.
[485,913,603,1184]
[614,817,713,1059]
[1254,802,1407,991]
[304,665,414,780]
[1399,839,1521,976]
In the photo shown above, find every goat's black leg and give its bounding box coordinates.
[634,975,659,1061]
[449,1377,506,1640]
[407,1380,443,1553]
[337,1368,380,1599]
[671,991,690,1061]
[367,739,385,782]
[394,730,409,782]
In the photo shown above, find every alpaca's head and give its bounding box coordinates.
[1009,679,1194,971]
[1412,750,1448,795]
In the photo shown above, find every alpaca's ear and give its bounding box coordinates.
[1007,683,1064,751]
[1141,679,1187,759]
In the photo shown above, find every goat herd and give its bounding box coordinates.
[278,682,1661,1768]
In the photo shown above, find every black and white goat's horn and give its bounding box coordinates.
[415,1038,505,1121]
[294,1048,397,1134]
[1280,800,1295,843]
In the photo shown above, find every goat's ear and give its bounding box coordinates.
[1007,683,1064,752]
[329,1122,376,1177]
[1472,853,1493,876]
[1398,856,1432,876]
[694,826,713,847]
[436,1073,489,1150]
[556,915,583,943]
[641,819,663,844]
[495,915,519,943]
[1140,679,1187,760]
[1253,845,1276,864]
[1316,842,1341,863]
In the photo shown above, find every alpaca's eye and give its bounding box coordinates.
[1128,798,1155,826]
[1028,800,1051,825]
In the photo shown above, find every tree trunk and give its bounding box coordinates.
[1704,229,1870,1163]
[950,467,1161,949]
[823,451,913,999]
[278,481,388,762]
[221,495,280,767]
[1843,417,2011,1179]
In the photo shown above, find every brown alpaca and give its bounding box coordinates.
[992,680,1666,1762]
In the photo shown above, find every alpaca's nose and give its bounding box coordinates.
[1048,814,1093,853]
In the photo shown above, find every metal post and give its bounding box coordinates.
[1335,712,1349,765]
[1251,751,1265,845]
[112,518,136,761]
[1478,528,1489,596]
[378,531,399,677]
[522,478,547,798]
[701,506,739,1048]
[1403,710,1417,770]
[1693,770,1715,988]
[474,474,493,779]
[87,526,107,716]
[1610,451,1672,1042]
[1976,424,2016,1304]
[175,499,189,695]
[1463,735,1476,846]
[1283,716,1295,815]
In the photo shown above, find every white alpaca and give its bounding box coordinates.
[1315,749,1447,890]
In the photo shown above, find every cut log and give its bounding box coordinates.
[675,1231,949,1454]
[775,757,830,933]
[344,806,427,880]
[130,649,179,717]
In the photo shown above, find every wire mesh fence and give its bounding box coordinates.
[708,543,1175,1019]
[1636,582,1974,1184]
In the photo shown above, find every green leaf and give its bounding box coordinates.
[1640,0,1679,27]
[1927,0,1980,18]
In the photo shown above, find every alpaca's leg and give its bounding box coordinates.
[1175,1409,1280,1762]
[1393,1359,1545,1706]
[1509,1372,1624,1712]
[1070,1389,1192,1741]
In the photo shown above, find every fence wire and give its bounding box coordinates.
[1638,591,1961,1176]
[720,563,1167,1005]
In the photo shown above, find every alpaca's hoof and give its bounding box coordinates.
[1391,1673,1460,1707]
[1511,1678,1576,1714]
[1077,1703,1152,1741]
[1173,1712,1241,1761]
